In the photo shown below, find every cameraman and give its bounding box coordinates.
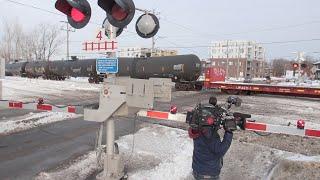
[189,97,234,180]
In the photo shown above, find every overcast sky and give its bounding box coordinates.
[1,0,320,60]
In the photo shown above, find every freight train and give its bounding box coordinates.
[5,54,203,90]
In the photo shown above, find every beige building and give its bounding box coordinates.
[209,58,267,78]
[118,47,177,58]
[208,40,266,78]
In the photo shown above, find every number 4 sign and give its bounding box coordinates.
[82,28,118,52]
[95,28,108,41]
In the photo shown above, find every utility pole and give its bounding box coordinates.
[294,51,305,84]
[60,21,75,61]
[151,9,156,54]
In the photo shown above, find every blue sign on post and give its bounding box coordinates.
[96,58,119,74]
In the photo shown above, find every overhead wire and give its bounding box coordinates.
[5,0,320,58]
[155,38,320,49]
[160,14,320,39]
[4,0,101,25]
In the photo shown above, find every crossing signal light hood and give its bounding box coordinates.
[55,0,91,29]
[98,0,135,29]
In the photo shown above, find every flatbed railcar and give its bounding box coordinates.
[206,81,320,98]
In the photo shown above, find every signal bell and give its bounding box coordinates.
[98,0,135,29]
[55,0,91,29]
[136,13,160,39]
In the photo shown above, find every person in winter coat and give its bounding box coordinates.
[189,126,233,180]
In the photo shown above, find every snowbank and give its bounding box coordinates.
[35,124,320,180]
[277,80,320,87]
[0,112,81,135]
[36,151,100,180]
[2,76,101,101]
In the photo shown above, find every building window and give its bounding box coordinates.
[229,62,233,66]
[212,61,216,66]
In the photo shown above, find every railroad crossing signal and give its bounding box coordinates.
[54,0,160,39]
[55,0,91,29]
[301,63,307,68]
[98,0,136,29]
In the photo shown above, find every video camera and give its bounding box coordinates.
[186,96,250,131]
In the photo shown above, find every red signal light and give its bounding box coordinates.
[293,63,299,68]
[71,8,85,22]
[111,4,128,21]
[55,0,91,29]
[98,0,135,29]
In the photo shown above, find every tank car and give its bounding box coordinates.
[5,54,203,90]
[5,62,26,76]
[130,54,202,90]
[25,61,47,78]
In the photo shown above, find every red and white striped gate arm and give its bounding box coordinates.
[0,100,81,114]
[137,109,320,138]
[137,110,186,122]
[245,121,320,138]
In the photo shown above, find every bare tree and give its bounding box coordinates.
[0,20,63,62]
[271,58,291,77]
[29,24,64,61]
[0,21,15,62]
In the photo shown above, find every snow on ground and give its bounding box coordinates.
[2,76,101,101]
[36,151,100,180]
[277,80,320,87]
[0,111,81,135]
[35,124,320,180]
[236,95,320,128]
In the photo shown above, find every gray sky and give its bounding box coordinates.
[1,0,320,60]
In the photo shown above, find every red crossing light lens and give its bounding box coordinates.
[111,4,128,21]
[71,7,85,22]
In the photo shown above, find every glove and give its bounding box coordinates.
[188,128,201,139]
[224,125,235,133]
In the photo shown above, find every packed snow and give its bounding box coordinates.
[277,80,320,87]
[0,111,81,135]
[35,124,320,180]
[36,151,100,180]
[2,76,101,101]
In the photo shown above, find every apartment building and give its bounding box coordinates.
[118,47,178,58]
[208,40,266,78]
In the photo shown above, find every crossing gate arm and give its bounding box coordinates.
[245,121,320,138]
[0,100,82,114]
[137,109,320,138]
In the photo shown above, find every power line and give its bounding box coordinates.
[161,15,320,39]
[155,38,320,49]
[157,36,201,55]
[5,0,62,16]
[260,38,320,45]
[4,0,101,26]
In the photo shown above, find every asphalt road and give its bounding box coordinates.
[0,89,141,180]
[0,115,140,180]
